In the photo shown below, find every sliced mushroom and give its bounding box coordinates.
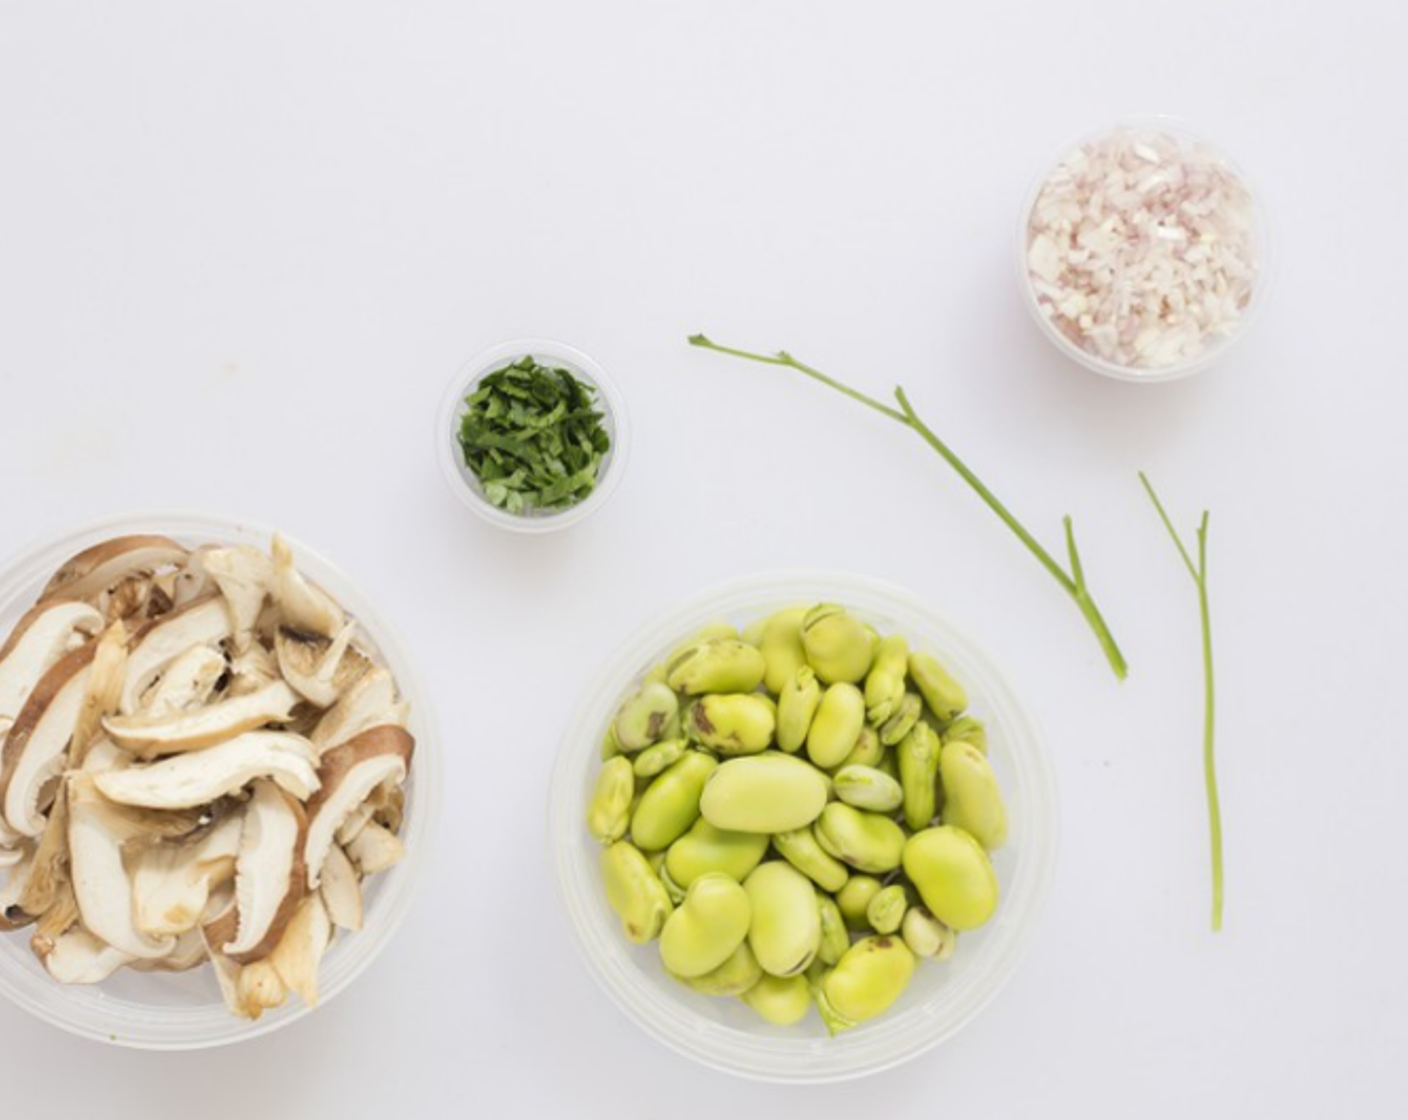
[310,666,405,753]
[344,820,404,876]
[129,811,243,937]
[139,645,226,717]
[303,726,412,888]
[320,844,362,932]
[225,643,280,699]
[98,574,173,624]
[32,927,132,984]
[93,731,320,810]
[104,680,301,757]
[202,546,273,652]
[275,623,368,708]
[70,620,128,767]
[18,775,71,918]
[0,642,96,837]
[0,843,37,930]
[334,801,375,848]
[168,545,218,608]
[118,595,232,715]
[271,535,345,638]
[41,536,188,605]
[202,913,248,1017]
[0,599,103,730]
[66,775,175,959]
[132,926,207,973]
[81,737,130,775]
[204,894,289,1019]
[33,880,79,939]
[222,780,307,963]
[331,777,406,846]
[268,892,331,1008]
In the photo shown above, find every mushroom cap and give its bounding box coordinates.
[119,595,233,715]
[41,536,188,604]
[302,726,412,888]
[104,680,301,757]
[0,599,104,725]
[222,779,308,963]
[93,731,321,810]
[0,642,97,837]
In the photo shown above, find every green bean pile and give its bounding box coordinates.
[587,603,1009,1034]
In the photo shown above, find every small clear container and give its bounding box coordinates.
[0,513,441,1049]
[437,339,629,533]
[1017,117,1272,383]
[550,571,1057,1083]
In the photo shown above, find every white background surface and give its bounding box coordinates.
[1,1,1404,1116]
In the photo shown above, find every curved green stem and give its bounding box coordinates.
[688,334,1128,680]
[1139,472,1223,932]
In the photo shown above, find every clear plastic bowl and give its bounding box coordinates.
[550,571,1056,1083]
[436,339,629,533]
[0,512,441,1049]
[1016,117,1272,383]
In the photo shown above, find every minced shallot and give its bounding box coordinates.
[1025,127,1258,371]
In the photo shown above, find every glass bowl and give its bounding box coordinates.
[0,512,441,1049]
[436,338,629,533]
[1016,117,1272,383]
[550,571,1056,1083]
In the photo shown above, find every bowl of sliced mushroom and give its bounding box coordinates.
[0,514,439,1047]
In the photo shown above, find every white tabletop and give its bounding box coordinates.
[1,2,1404,1117]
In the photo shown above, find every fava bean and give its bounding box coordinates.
[745,861,822,977]
[806,682,865,769]
[699,753,828,834]
[903,825,998,931]
[631,751,718,851]
[939,739,1007,849]
[601,841,673,943]
[831,765,903,814]
[815,936,915,1035]
[741,973,812,1026]
[659,872,752,978]
[587,756,634,844]
[800,605,874,685]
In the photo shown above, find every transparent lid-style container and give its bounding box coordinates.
[550,571,1057,1083]
[437,339,629,533]
[1017,117,1272,383]
[0,512,441,1049]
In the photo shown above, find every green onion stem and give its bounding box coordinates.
[687,334,1128,680]
[1139,472,1223,932]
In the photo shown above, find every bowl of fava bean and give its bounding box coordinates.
[551,571,1056,1082]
